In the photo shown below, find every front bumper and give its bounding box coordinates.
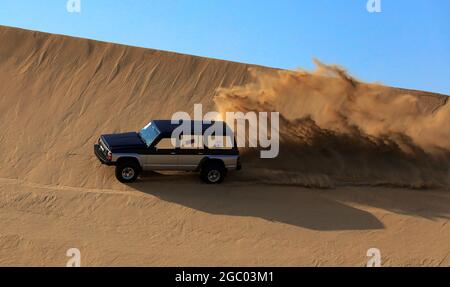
[94,144,114,166]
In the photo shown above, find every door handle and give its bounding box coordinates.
[170,152,177,155]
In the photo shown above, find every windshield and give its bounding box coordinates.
[139,122,161,147]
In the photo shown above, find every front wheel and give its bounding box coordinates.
[200,162,226,184]
[115,162,140,183]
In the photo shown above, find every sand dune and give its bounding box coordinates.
[0,25,269,190]
[0,25,448,189]
[0,26,449,266]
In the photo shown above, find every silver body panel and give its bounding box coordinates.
[176,154,239,171]
[111,153,239,171]
[142,154,180,170]
[174,154,203,171]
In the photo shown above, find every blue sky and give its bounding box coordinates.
[0,0,449,94]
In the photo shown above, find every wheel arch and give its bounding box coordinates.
[197,157,226,171]
[116,156,142,169]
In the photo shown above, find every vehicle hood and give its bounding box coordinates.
[101,132,146,150]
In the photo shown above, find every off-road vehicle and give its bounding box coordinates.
[94,120,241,183]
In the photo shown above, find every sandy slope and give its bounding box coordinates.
[0,26,449,266]
[1,178,449,266]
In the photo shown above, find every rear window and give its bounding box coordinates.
[204,135,234,150]
[178,134,234,150]
[155,138,177,150]
[180,135,203,150]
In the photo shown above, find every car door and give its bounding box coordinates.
[143,137,180,170]
[178,135,205,171]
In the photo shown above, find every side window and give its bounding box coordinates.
[205,136,234,150]
[180,135,203,150]
[155,138,177,150]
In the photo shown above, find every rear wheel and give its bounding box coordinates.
[200,162,226,184]
[115,161,140,183]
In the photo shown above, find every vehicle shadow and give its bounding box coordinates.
[128,174,385,231]
[324,186,450,221]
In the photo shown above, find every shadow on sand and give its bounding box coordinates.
[128,172,385,231]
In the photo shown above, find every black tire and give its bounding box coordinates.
[200,162,226,184]
[115,161,140,183]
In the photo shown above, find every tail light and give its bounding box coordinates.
[107,151,112,161]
